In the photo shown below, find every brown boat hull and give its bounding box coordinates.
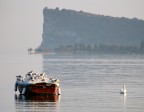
[17,82,60,95]
[15,94,60,102]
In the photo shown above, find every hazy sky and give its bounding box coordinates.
[0,0,144,53]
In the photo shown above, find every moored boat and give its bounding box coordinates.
[15,71,61,95]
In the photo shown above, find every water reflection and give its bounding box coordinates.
[15,94,60,112]
[120,93,127,112]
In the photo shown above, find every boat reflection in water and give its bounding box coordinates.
[15,94,60,112]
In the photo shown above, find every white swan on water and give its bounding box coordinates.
[120,84,127,94]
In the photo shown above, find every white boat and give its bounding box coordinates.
[15,71,61,95]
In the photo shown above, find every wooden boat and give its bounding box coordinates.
[15,71,61,95]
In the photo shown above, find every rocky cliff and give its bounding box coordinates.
[36,7,144,52]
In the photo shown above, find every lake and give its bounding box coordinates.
[0,52,144,112]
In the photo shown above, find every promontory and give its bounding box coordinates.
[36,7,144,53]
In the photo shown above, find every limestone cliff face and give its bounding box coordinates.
[37,7,144,51]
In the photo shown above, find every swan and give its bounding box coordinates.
[120,84,127,94]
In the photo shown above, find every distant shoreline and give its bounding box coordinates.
[33,50,144,55]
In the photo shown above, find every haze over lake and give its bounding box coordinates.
[0,52,144,112]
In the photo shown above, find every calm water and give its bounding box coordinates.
[0,53,144,112]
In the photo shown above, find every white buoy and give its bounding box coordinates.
[120,84,127,94]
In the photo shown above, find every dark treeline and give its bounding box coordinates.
[35,40,144,54]
[53,41,144,54]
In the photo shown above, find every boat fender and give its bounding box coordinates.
[58,88,61,95]
[15,83,18,91]
[22,88,26,94]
